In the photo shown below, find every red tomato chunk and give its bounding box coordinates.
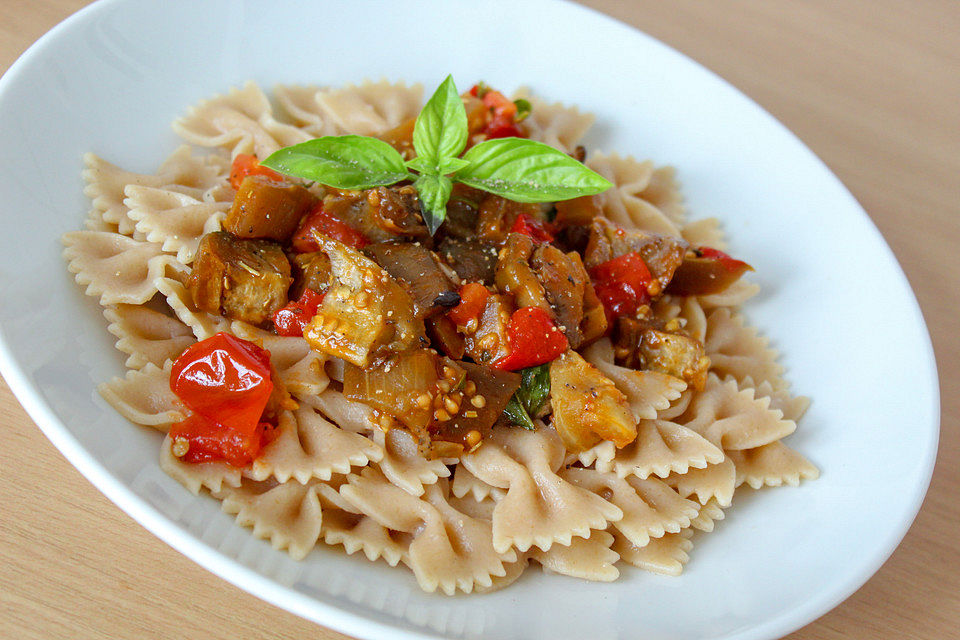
[168,333,275,466]
[292,203,369,252]
[589,251,653,323]
[493,306,569,371]
[510,213,555,244]
[229,153,284,190]
[273,289,325,337]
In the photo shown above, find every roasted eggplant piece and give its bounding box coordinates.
[429,361,520,451]
[303,235,425,367]
[438,237,497,284]
[188,231,291,325]
[289,251,331,299]
[584,218,687,294]
[494,232,551,312]
[495,233,604,348]
[477,194,541,245]
[224,175,317,242]
[549,350,637,451]
[426,315,466,360]
[463,294,514,365]
[323,186,429,243]
[362,241,458,320]
[665,247,753,296]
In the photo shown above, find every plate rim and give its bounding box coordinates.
[0,0,941,638]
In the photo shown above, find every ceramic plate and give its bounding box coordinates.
[0,1,939,639]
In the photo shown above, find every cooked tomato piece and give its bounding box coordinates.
[169,332,274,438]
[229,153,284,190]
[447,282,491,327]
[272,289,325,337]
[510,213,555,244]
[292,203,369,252]
[168,414,268,467]
[492,306,569,371]
[589,251,653,323]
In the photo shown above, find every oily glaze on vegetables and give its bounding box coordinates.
[169,77,752,467]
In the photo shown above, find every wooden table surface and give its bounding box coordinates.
[1,1,957,638]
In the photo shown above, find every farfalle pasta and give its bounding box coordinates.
[63,78,817,594]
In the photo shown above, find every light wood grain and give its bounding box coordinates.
[1,1,957,638]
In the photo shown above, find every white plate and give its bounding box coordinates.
[0,1,939,639]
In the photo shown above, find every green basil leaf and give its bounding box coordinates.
[405,156,436,174]
[261,135,409,189]
[406,155,469,176]
[412,74,468,168]
[437,157,470,175]
[503,394,536,430]
[455,138,612,203]
[414,173,452,234]
[518,364,551,415]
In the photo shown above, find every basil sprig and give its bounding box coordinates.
[503,364,551,430]
[261,75,611,234]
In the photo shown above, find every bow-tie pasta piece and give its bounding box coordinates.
[247,408,382,485]
[690,497,726,533]
[530,530,620,582]
[678,373,796,452]
[341,470,516,595]
[213,478,323,560]
[728,441,819,490]
[462,425,623,554]
[159,433,242,495]
[98,360,185,430]
[174,82,311,159]
[314,80,424,137]
[511,88,595,155]
[562,468,699,548]
[63,231,181,305]
[125,186,228,264]
[370,427,451,497]
[597,419,724,481]
[613,528,694,577]
[104,304,195,370]
[586,152,682,236]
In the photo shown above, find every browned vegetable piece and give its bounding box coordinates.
[549,350,637,452]
[188,231,291,325]
[362,241,458,320]
[439,183,484,240]
[494,232,551,312]
[463,294,514,365]
[495,233,604,348]
[303,235,425,367]
[665,250,754,296]
[343,348,440,432]
[378,117,416,159]
[554,193,603,227]
[531,243,587,347]
[571,252,608,345]
[584,218,688,294]
[637,328,710,391]
[224,175,317,242]
[426,315,466,360]
[323,186,429,243]
[477,194,542,245]
[440,238,497,285]
[290,251,332,299]
[430,361,520,451]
